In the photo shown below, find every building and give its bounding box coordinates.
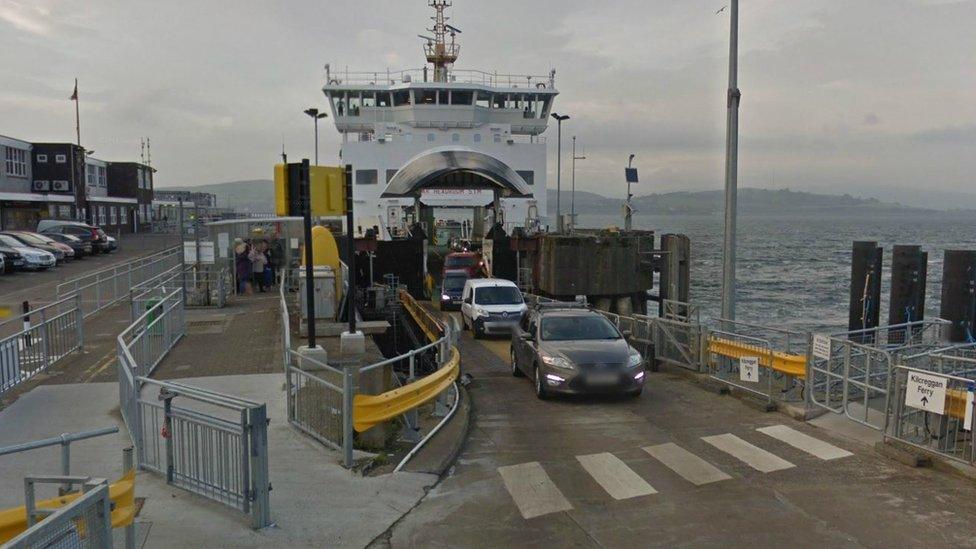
[152,190,218,223]
[107,162,155,232]
[0,139,78,230]
[0,134,157,232]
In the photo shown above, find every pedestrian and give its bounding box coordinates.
[234,238,251,295]
[250,242,268,292]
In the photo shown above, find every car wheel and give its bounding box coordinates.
[534,364,548,400]
[461,315,469,331]
[472,320,483,339]
[511,347,524,377]
[629,386,643,398]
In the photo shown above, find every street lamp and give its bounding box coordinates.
[304,108,328,165]
[551,112,570,232]
[625,154,637,231]
[721,0,741,324]
[571,136,585,230]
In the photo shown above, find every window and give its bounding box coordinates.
[86,164,97,186]
[427,133,436,142]
[541,315,622,341]
[98,205,106,223]
[355,169,378,185]
[475,91,491,109]
[392,90,410,106]
[59,205,72,218]
[110,206,118,225]
[452,133,460,143]
[473,134,482,143]
[386,169,398,184]
[55,154,66,163]
[36,154,48,163]
[516,170,535,186]
[98,166,107,187]
[473,286,523,306]
[4,147,28,177]
[493,133,502,143]
[419,89,437,104]
[362,92,376,108]
[450,90,472,105]
[120,207,128,224]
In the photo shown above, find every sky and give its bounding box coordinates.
[1,0,974,207]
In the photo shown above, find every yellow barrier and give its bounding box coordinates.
[353,347,460,432]
[0,468,135,543]
[707,337,807,379]
[398,289,444,343]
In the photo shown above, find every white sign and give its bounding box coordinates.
[419,188,493,207]
[966,390,974,431]
[905,371,947,415]
[812,333,832,361]
[217,232,229,258]
[290,238,299,249]
[740,356,759,383]
[183,241,215,265]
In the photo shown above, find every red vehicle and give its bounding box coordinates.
[443,251,486,279]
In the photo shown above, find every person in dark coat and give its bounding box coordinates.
[235,238,251,294]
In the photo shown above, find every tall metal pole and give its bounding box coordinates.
[720,0,741,323]
[177,198,187,305]
[556,119,562,231]
[625,155,635,231]
[301,159,317,347]
[314,116,319,165]
[571,136,576,227]
[344,164,357,334]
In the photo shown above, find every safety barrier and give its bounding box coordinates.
[117,286,271,529]
[0,295,84,396]
[0,430,136,547]
[57,245,181,318]
[884,347,976,465]
[808,319,950,430]
[129,265,230,320]
[4,480,112,549]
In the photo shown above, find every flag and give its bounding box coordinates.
[70,79,78,101]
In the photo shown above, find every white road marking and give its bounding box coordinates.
[497,462,573,519]
[576,453,657,500]
[643,443,732,486]
[756,425,853,460]
[702,433,795,473]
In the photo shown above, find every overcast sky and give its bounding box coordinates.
[1,0,974,205]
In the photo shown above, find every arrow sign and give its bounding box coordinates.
[905,371,947,415]
[739,356,759,383]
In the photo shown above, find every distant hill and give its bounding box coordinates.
[160,180,274,213]
[547,188,956,216]
[158,180,960,217]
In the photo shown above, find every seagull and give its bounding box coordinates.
[716,5,727,14]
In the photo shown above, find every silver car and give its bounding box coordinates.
[510,304,645,399]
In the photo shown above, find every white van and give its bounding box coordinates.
[460,278,527,338]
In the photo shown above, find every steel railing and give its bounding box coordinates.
[5,479,113,549]
[0,295,85,396]
[129,265,230,320]
[57,246,182,318]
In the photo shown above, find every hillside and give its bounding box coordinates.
[157,180,955,217]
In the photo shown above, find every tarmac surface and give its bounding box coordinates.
[385,320,976,548]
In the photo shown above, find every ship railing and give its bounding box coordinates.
[327,67,556,89]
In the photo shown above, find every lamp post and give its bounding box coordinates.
[571,136,585,230]
[551,113,570,232]
[721,0,741,324]
[624,154,637,231]
[304,108,328,165]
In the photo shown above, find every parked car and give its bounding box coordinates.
[460,278,527,338]
[0,243,24,273]
[17,231,75,260]
[439,270,470,311]
[0,234,55,270]
[510,302,645,399]
[104,234,118,252]
[0,231,65,263]
[443,251,486,279]
[37,221,109,254]
[0,253,5,275]
[44,232,91,257]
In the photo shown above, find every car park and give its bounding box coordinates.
[0,245,24,273]
[1,231,65,263]
[20,232,75,260]
[44,232,91,257]
[510,302,645,399]
[0,234,55,270]
[460,278,527,338]
[440,270,470,311]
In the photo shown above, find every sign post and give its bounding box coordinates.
[301,159,316,348]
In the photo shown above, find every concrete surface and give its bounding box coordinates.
[0,374,437,548]
[383,327,976,548]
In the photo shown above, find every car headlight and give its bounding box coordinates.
[441,294,451,300]
[473,306,488,318]
[541,353,575,370]
[627,349,643,368]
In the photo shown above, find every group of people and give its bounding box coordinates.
[234,238,274,294]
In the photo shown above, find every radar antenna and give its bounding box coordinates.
[422,1,460,82]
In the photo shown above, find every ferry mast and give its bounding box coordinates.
[422,1,460,83]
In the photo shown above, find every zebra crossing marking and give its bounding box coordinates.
[643,442,732,485]
[756,425,853,460]
[576,452,657,500]
[497,461,573,519]
[702,433,795,473]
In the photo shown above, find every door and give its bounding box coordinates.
[460,285,473,327]
[518,314,538,371]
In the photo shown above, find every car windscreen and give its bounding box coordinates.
[474,286,523,305]
[0,235,24,247]
[7,233,44,245]
[540,315,622,341]
[445,256,476,268]
[443,275,468,292]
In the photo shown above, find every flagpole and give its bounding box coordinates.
[73,78,80,147]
